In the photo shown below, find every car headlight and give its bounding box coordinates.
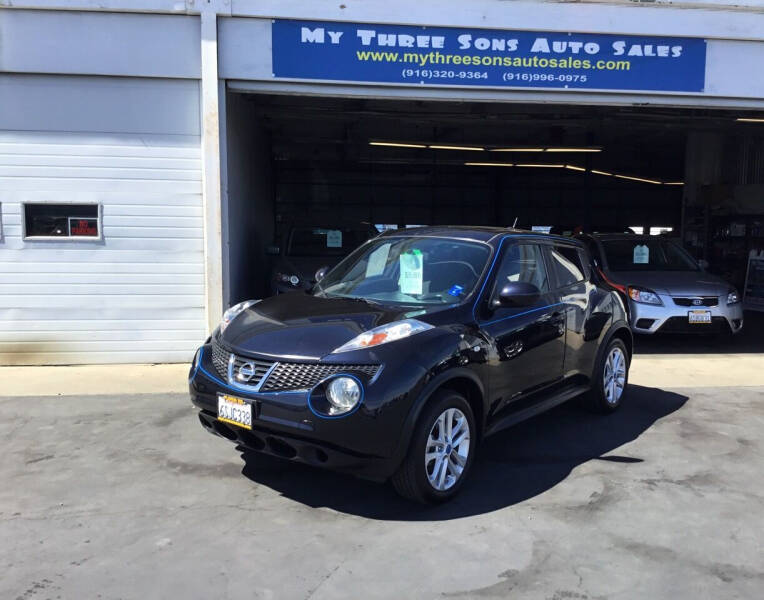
[325,376,362,415]
[727,289,740,305]
[627,286,662,305]
[276,272,300,286]
[220,299,260,332]
[331,318,433,353]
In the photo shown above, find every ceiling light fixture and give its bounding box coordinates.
[516,163,565,168]
[370,141,603,153]
[591,170,613,176]
[464,162,514,167]
[428,144,485,151]
[564,165,587,172]
[614,174,662,185]
[369,141,427,149]
[736,118,764,123]
[546,148,602,153]
[663,182,685,186]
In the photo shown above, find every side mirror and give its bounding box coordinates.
[698,259,709,270]
[314,265,330,282]
[493,282,541,308]
[265,245,281,256]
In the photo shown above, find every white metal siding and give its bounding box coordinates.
[0,75,205,365]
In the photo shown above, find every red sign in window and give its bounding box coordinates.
[69,218,98,237]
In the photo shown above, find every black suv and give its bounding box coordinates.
[189,227,632,503]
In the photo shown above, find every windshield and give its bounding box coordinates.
[601,239,699,272]
[288,227,372,257]
[314,237,491,306]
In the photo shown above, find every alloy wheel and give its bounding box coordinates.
[603,346,627,404]
[424,407,471,491]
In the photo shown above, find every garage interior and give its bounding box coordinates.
[223,90,764,321]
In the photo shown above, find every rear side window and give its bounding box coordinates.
[549,245,586,288]
[491,243,550,300]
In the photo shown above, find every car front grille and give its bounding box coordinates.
[210,338,379,392]
[672,296,719,307]
[260,363,380,392]
[211,340,232,379]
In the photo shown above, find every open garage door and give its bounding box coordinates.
[222,91,764,337]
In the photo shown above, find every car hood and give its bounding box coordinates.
[221,292,436,360]
[607,270,731,296]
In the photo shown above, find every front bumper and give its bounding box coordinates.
[188,343,422,481]
[629,295,744,335]
[195,409,393,480]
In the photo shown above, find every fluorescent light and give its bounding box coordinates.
[516,163,565,168]
[565,165,587,172]
[663,181,685,186]
[736,118,764,123]
[429,144,485,151]
[465,162,514,167]
[614,174,662,185]
[545,148,601,153]
[491,148,545,152]
[591,170,613,176]
[369,141,427,149]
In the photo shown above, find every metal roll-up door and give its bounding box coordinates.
[0,75,206,364]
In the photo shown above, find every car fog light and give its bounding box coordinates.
[289,275,300,286]
[325,377,361,414]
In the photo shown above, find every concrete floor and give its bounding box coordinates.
[1,360,763,598]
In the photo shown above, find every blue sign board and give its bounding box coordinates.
[272,20,706,93]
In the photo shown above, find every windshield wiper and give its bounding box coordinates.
[335,295,383,306]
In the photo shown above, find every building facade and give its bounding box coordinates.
[1,0,763,364]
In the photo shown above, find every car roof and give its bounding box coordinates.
[587,233,674,242]
[377,225,580,245]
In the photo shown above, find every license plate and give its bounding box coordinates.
[688,310,712,324]
[217,394,253,429]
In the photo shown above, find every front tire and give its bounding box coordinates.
[392,390,476,504]
[584,338,630,413]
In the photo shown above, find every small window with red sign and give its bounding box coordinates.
[23,204,100,239]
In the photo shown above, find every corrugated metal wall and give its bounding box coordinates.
[0,75,206,364]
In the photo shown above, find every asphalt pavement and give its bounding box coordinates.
[1,355,763,599]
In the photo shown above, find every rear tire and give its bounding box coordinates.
[584,338,630,413]
[392,389,476,504]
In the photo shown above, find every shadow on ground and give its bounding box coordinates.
[239,384,687,520]
[634,309,763,355]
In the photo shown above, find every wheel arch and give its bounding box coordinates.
[593,319,633,382]
[610,324,633,359]
[391,368,486,469]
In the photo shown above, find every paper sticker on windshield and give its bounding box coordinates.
[399,249,423,295]
[366,243,390,277]
[326,229,342,248]
[633,244,650,264]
